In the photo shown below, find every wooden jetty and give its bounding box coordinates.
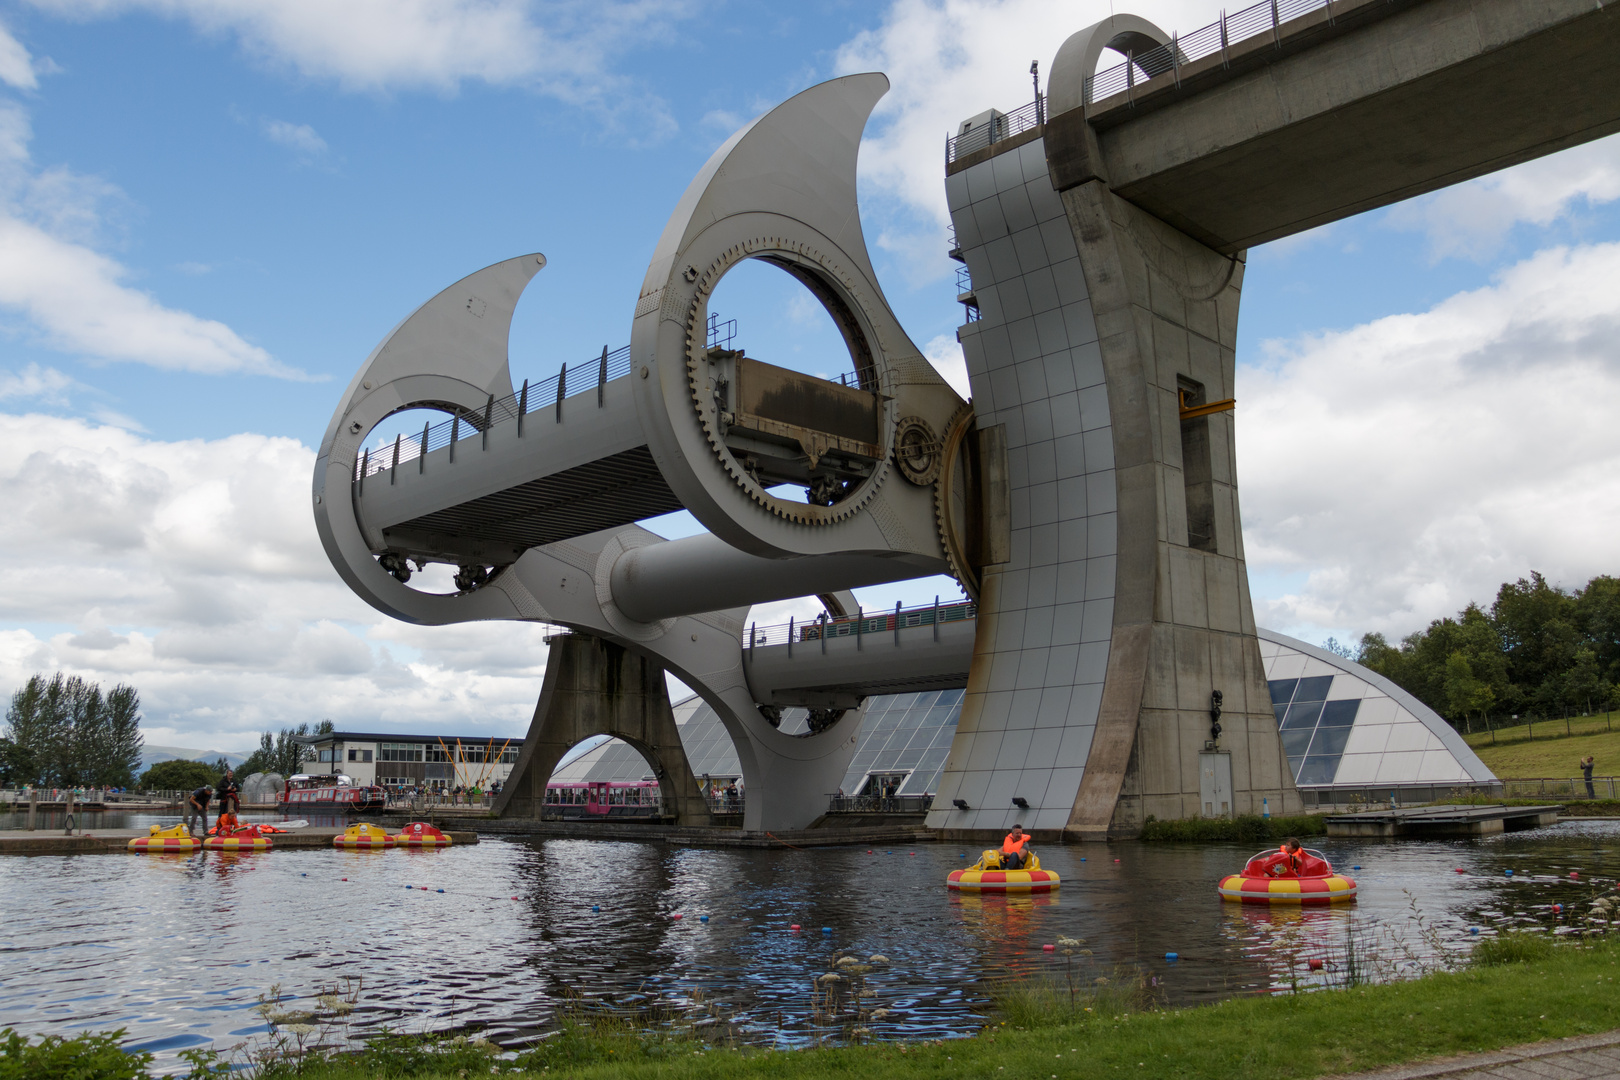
[1325,804,1562,838]
[0,826,479,856]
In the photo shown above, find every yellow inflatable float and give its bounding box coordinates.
[948,850,1061,893]
[128,822,201,854]
[334,822,395,849]
[204,823,272,852]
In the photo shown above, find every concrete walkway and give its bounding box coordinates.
[1339,1032,1620,1080]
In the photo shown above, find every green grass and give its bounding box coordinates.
[26,935,1620,1080]
[1139,813,1326,842]
[1465,717,1620,781]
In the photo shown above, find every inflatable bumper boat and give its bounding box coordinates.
[335,822,395,849]
[948,850,1060,893]
[204,824,272,852]
[394,822,452,848]
[1218,847,1356,904]
[128,822,201,854]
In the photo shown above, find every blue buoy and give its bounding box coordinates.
[822,927,832,934]
[1165,952,1178,961]
[1506,869,1514,877]
[1080,858,1086,862]
[437,888,445,893]
[1351,865,1361,870]
[403,884,410,889]
[1469,927,1480,934]
[592,905,600,912]
[960,853,967,858]
[700,915,709,922]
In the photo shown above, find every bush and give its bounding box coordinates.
[1471,931,1557,966]
[0,1028,150,1080]
[1139,813,1326,842]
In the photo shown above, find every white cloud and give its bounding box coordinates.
[0,413,557,750]
[263,118,327,159]
[1387,136,1620,261]
[0,362,74,402]
[1240,242,1620,639]
[28,0,694,134]
[0,100,307,378]
[0,20,40,90]
[923,331,971,398]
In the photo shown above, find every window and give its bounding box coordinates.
[318,749,334,763]
[1178,376,1216,552]
[500,747,519,764]
[425,746,451,763]
[347,749,372,763]
[380,743,424,763]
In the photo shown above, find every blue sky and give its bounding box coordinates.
[0,0,1615,751]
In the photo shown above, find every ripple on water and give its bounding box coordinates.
[1,822,1617,1069]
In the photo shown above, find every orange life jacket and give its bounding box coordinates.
[1002,832,1029,856]
[1277,844,1304,873]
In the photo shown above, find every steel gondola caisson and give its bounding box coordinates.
[1218,847,1357,904]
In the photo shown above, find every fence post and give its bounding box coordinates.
[26,792,35,831]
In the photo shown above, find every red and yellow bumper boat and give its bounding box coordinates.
[948,850,1060,893]
[394,822,452,848]
[1218,847,1356,904]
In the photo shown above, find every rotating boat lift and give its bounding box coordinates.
[313,75,1001,832]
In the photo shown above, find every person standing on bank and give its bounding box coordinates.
[1582,755,1596,799]
[217,768,240,815]
[185,786,212,837]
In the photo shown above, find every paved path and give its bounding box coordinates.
[1340,1032,1620,1080]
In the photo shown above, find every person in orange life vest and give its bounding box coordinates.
[1001,824,1032,870]
[1277,837,1304,876]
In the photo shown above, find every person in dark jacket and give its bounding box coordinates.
[217,768,240,815]
[185,786,212,837]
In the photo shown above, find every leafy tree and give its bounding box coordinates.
[139,758,218,792]
[2,672,144,786]
[237,723,319,778]
[1322,637,1359,660]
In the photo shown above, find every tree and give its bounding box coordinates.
[236,723,318,778]
[1322,637,1359,660]
[2,673,146,787]
[139,759,218,792]
[101,685,144,788]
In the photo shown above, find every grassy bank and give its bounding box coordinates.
[22,935,1620,1080]
[1467,719,1620,779]
[1139,813,1325,842]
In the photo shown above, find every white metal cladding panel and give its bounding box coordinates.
[927,135,1115,834]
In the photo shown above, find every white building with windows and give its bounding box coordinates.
[296,731,522,792]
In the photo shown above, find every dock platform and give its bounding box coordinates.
[1324,804,1562,837]
[0,826,479,855]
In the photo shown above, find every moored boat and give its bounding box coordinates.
[278,773,386,813]
[1218,847,1357,904]
[395,821,452,847]
[128,822,201,854]
[334,822,394,849]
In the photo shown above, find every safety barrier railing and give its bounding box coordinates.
[827,793,934,814]
[1503,777,1618,800]
[946,98,1043,164]
[746,599,977,652]
[1083,0,1357,105]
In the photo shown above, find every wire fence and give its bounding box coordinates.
[1084,0,1349,104]
[746,599,977,650]
[1503,777,1619,800]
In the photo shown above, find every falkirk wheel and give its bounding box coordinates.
[314,65,1304,838]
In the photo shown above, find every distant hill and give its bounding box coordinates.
[140,745,252,773]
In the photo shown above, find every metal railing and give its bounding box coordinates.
[827,793,934,814]
[746,598,977,651]
[1084,0,1352,105]
[1504,777,1618,800]
[945,98,1044,164]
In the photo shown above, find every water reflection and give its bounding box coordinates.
[0,822,1617,1071]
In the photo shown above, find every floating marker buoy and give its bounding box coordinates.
[1506,869,1514,876]
[1352,866,1361,871]
[1470,927,1480,934]
[700,915,709,922]
[437,888,444,893]
[822,927,832,934]
[1455,868,1466,874]
[403,884,410,889]
[960,853,967,858]
[867,850,873,854]
[1554,904,1563,913]
[886,851,893,855]
[301,873,308,877]
[1308,959,1323,971]
[341,878,348,882]
[909,852,916,856]
[1165,952,1178,961]
[672,913,683,920]
[1043,944,1055,951]
[1080,858,1086,862]
[790,924,801,931]
[1571,872,1580,879]
[1114,859,1120,863]
[511,897,519,901]
[592,905,600,912]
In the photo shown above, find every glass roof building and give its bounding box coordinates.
[555,630,1496,803]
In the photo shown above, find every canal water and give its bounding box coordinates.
[1,819,1616,1071]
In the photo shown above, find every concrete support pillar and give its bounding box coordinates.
[494,633,713,826]
[926,103,1300,841]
